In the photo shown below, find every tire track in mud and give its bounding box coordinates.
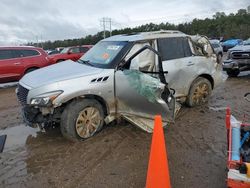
[67,124,149,187]
[0,148,30,187]
[42,125,129,187]
[168,106,227,160]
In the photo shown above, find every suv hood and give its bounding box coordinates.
[20,60,103,88]
[229,45,250,52]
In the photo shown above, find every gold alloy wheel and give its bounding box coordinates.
[192,83,209,105]
[75,107,102,138]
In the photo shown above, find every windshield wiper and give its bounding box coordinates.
[77,59,93,67]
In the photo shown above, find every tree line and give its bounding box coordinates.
[27,8,250,50]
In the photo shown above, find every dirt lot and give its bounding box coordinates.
[0,72,250,188]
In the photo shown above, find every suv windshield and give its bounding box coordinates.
[211,43,219,48]
[79,41,127,66]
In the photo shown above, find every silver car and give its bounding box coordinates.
[209,39,223,63]
[16,30,223,141]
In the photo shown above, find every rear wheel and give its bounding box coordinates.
[186,77,212,107]
[61,99,104,141]
[226,70,240,77]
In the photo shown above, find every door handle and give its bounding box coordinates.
[14,62,21,65]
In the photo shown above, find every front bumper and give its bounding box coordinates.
[223,59,250,71]
[223,60,238,71]
[21,106,46,126]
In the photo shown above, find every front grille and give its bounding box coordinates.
[231,51,250,59]
[17,84,29,105]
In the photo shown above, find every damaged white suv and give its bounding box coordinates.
[16,30,222,141]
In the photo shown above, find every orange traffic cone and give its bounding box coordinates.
[146,115,171,188]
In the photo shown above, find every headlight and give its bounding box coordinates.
[30,91,63,106]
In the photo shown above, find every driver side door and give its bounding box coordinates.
[114,43,175,132]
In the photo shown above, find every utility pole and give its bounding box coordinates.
[103,17,106,38]
[100,17,112,38]
[110,18,112,36]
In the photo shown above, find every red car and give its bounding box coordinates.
[49,45,92,63]
[0,46,53,83]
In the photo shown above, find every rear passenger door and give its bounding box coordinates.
[19,49,42,69]
[68,47,81,61]
[157,37,195,98]
[0,49,23,82]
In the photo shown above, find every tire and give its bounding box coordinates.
[186,77,212,107]
[25,67,38,74]
[61,99,105,141]
[226,70,240,77]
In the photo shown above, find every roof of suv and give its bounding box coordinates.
[0,46,43,50]
[102,30,187,42]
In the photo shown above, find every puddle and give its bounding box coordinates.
[209,106,227,112]
[0,124,40,152]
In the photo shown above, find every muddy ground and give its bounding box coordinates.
[0,72,250,188]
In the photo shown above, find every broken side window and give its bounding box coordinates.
[157,37,192,61]
[125,42,155,72]
[191,35,214,57]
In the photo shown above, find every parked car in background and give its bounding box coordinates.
[243,38,250,46]
[209,39,223,63]
[17,30,223,141]
[0,46,53,83]
[47,49,60,55]
[49,45,92,63]
[221,39,243,52]
[223,38,250,77]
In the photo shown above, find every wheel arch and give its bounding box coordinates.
[62,94,109,117]
[186,74,213,107]
[24,66,39,74]
[196,74,214,89]
[56,59,65,63]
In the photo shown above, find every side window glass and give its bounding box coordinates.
[125,42,155,72]
[211,44,219,48]
[69,47,80,53]
[80,47,90,53]
[157,37,192,61]
[0,50,13,60]
[11,50,22,58]
[20,50,39,57]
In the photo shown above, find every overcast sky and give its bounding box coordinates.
[0,0,249,45]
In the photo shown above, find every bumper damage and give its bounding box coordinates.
[223,60,250,72]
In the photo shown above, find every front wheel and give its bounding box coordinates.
[61,99,105,141]
[186,77,212,107]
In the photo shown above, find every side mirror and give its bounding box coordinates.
[67,51,72,54]
[117,60,127,70]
